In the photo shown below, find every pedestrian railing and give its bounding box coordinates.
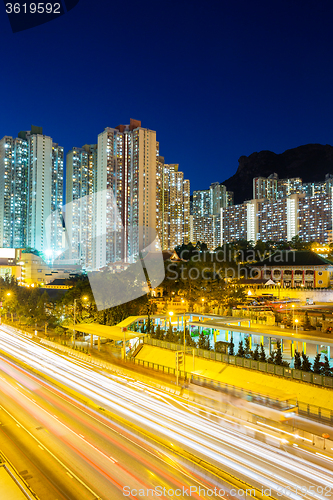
[135,336,333,390]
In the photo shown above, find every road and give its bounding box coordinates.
[0,325,332,500]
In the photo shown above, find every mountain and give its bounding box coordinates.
[222,144,333,205]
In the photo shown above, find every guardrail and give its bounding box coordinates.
[136,336,333,389]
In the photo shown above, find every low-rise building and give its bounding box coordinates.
[251,250,333,288]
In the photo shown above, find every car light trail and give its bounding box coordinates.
[0,326,333,500]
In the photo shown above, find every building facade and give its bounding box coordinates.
[252,251,333,288]
[221,192,333,245]
[65,144,97,266]
[0,127,64,255]
[93,119,157,268]
[156,160,190,250]
[0,135,28,248]
[193,183,233,249]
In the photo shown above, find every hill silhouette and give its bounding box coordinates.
[222,144,333,204]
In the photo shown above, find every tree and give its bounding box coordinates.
[294,350,302,370]
[237,340,245,357]
[244,336,251,358]
[301,352,312,372]
[228,336,235,355]
[251,344,259,361]
[303,311,311,329]
[185,328,196,347]
[259,344,266,362]
[54,326,65,336]
[165,323,175,342]
[198,331,210,350]
[155,324,161,339]
[312,353,322,374]
[267,351,275,364]
[274,340,283,365]
[322,356,331,376]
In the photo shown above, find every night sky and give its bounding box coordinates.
[1,0,333,192]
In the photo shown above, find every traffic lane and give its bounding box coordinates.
[0,356,227,500]
[0,366,170,500]
[0,398,97,500]
[2,333,332,500]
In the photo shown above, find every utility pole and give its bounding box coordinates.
[183,317,186,375]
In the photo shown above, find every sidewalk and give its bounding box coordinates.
[134,344,333,410]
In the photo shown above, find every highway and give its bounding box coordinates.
[0,325,332,500]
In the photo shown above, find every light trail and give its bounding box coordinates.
[0,326,333,500]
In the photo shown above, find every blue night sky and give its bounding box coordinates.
[1,0,333,192]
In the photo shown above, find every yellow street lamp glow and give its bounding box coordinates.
[6,292,11,296]
[82,296,88,301]
[292,304,294,308]
[247,290,252,296]
[201,298,204,302]
[169,311,174,317]
[295,319,298,323]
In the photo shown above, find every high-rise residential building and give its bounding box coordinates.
[0,126,63,254]
[94,119,157,268]
[210,182,233,214]
[20,127,64,254]
[193,183,232,248]
[253,173,278,200]
[65,144,97,266]
[0,135,28,248]
[220,191,333,245]
[169,164,190,249]
[51,142,64,253]
[277,177,303,198]
[156,157,190,250]
[156,155,169,250]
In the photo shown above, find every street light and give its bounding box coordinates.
[168,310,173,328]
[295,318,299,334]
[292,304,295,328]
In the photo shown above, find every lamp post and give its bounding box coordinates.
[183,315,186,378]
[295,318,299,335]
[292,304,295,328]
[169,310,173,328]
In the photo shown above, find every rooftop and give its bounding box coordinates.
[253,250,333,267]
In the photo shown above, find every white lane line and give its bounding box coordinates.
[0,404,100,498]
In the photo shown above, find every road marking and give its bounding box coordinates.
[66,472,73,478]
[0,404,101,499]
[38,445,44,450]
[79,434,85,438]
[16,423,20,427]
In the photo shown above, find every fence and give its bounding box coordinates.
[131,336,333,390]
